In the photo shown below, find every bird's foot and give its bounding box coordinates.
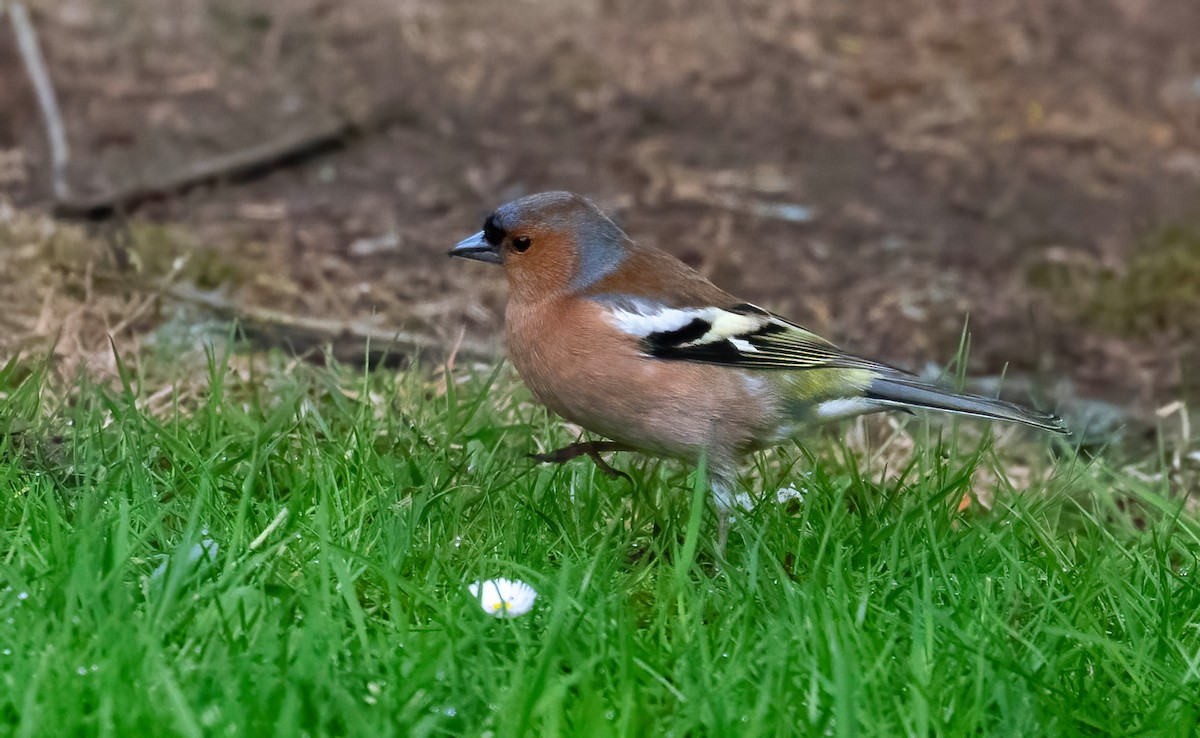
[528,441,634,481]
[716,511,730,558]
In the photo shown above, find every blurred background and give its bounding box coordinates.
[1,0,1199,438]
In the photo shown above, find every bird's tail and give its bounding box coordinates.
[865,375,1069,434]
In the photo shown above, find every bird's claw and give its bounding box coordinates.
[528,441,634,481]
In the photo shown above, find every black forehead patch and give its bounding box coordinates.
[482,214,507,246]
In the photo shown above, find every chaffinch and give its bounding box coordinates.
[451,191,1067,543]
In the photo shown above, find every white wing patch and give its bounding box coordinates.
[706,311,767,341]
[598,298,872,372]
[605,302,773,348]
[606,303,705,337]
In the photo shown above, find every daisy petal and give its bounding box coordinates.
[469,577,538,618]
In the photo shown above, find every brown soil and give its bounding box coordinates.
[2,0,1200,425]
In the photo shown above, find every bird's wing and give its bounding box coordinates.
[600,298,905,373]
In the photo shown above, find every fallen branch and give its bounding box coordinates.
[162,283,497,366]
[65,263,499,365]
[157,282,495,365]
[53,113,368,219]
[9,1,403,219]
[9,1,72,201]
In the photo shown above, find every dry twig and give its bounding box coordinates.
[9,1,71,201]
[53,102,406,219]
[162,283,496,365]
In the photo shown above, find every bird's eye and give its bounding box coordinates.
[512,236,532,253]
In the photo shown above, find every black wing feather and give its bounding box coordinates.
[641,304,909,375]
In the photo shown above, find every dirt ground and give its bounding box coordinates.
[2,0,1200,434]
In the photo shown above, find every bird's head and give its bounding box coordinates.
[450,191,633,300]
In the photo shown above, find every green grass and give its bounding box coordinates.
[2,351,1199,737]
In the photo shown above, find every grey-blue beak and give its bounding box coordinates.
[449,231,502,264]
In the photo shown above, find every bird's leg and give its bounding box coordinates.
[528,440,632,464]
[582,445,634,481]
[716,509,730,555]
[710,471,738,557]
[529,441,634,481]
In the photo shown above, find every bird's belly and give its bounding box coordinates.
[506,304,779,461]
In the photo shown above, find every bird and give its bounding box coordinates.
[450,191,1067,544]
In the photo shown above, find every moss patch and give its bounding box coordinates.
[1030,225,1200,338]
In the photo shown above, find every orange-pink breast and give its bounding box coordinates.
[505,297,780,464]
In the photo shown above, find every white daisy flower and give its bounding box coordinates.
[774,484,806,505]
[468,578,538,618]
[731,483,808,511]
[731,491,756,512]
